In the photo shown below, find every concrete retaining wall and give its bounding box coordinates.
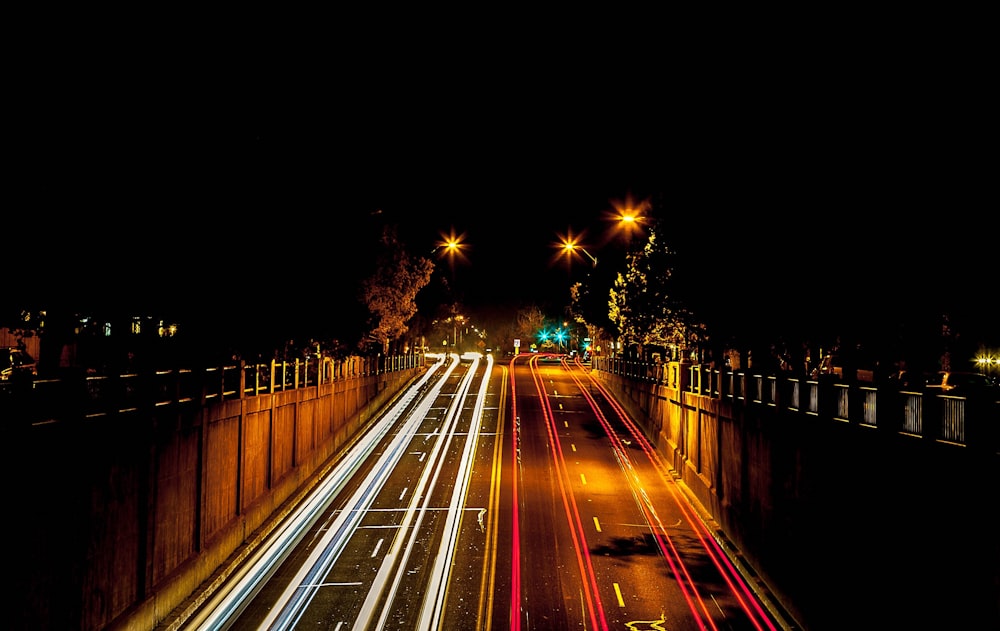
[593,368,999,630]
[7,365,423,631]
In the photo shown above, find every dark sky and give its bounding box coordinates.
[8,42,994,352]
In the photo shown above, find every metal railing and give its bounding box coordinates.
[3,353,426,423]
[591,357,999,449]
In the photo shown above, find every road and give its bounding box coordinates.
[181,351,789,630]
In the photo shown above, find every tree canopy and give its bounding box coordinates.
[606,222,705,359]
[360,224,434,354]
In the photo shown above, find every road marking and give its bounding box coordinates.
[371,538,383,558]
[580,474,587,485]
[300,582,362,588]
[613,582,625,607]
[593,517,602,532]
[625,615,667,629]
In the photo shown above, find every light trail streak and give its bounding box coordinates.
[363,354,480,631]
[566,366,716,630]
[570,360,778,631]
[187,355,449,631]
[509,355,522,631]
[419,352,493,629]
[476,364,508,631]
[261,354,462,630]
[529,355,608,631]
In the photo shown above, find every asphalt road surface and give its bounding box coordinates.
[181,352,790,630]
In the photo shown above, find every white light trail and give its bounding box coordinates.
[418,352,494,629]
[188,355,449,631]
[259,354,460,630]
[361,354,482,630]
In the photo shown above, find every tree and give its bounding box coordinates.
[487,315,518,355]
[360,225,434,355]
[569,282,615,357]
[608,222,702,360]
[514,305,547,352]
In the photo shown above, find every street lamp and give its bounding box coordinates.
[432,229,467,283]
[561,240,597,267]
[606,194,651,245]
[453,314,465,348]
[431,239,461,257]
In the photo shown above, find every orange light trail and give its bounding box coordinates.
[508,354,522,631]
[571,359,778,630]
[566,363,716,630]
[529,355,608,630]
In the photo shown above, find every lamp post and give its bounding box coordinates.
[608,196,650,246]
[561,241,597,267]
[432,230,466,284]
[431,239,461,256]
[453,314,464,348]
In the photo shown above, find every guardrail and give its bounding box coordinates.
[592,357,1000,450]
[1,353,425,424]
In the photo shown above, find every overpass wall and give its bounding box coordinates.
[10,357,997,630]
[9,362,424,631]
[593,362,999,630]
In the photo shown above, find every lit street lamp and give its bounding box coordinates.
[431,239,461,256]
[432,230,467,283]
[561,241,597,267]
[606,195,650,245]
[453,314,464,348]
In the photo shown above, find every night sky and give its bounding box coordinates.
[8,42,993,356]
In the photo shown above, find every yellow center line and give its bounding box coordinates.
[613,582,625,607]
[477,365,506,631]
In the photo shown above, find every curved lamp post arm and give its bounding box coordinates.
[562,242,597,267]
